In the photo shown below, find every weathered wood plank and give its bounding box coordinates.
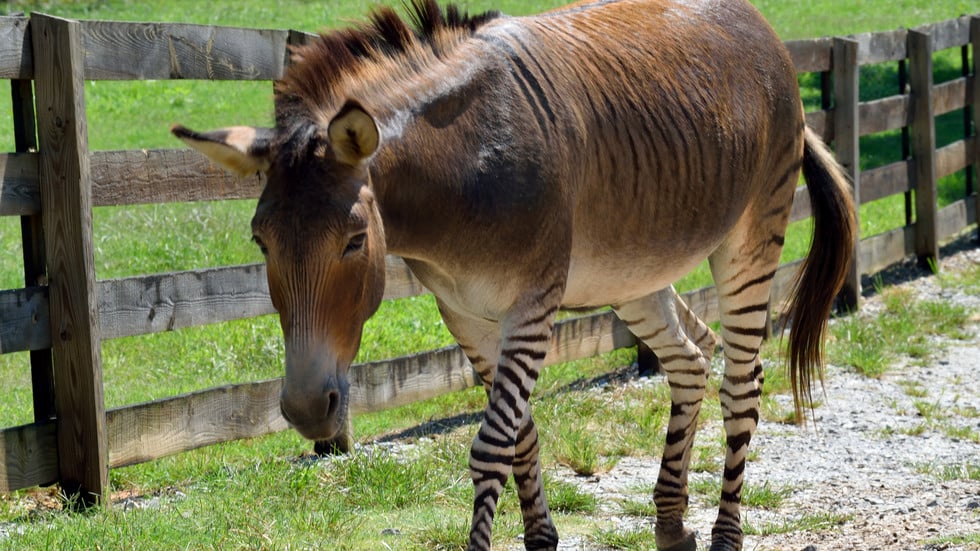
[834,37,862,309]
[908,30,939,267]
[936,198,977,248]
[104,303,646,467]
[805,110,832,143]
[682,285,719,325]
[32,13,109,504]
[858,94,910,136]
[920,15,972,52]
[545,311,634,367]
[861,159,913,204]
[79,20,289,80]
[97,264,273,340]
[90,149,265,206]
[107,380,287,468]
[105,348,468,467]
[105,307,630,466]
[97,256,427,340]
[0,16,31,79]
[786,37,832,73]
[935,137,975,180]
[851,28,908,65]
[768,258,806,316]
[932,76,970,117]
[349,346,477,415]
[382,256,428,300]
[0,287,50,354]
[858,225,916,276]
[0,153,40,216]
[0,420,58,493]
[789,185,812,223]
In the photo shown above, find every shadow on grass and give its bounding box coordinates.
[372,362,648,444]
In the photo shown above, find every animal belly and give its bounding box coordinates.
[561,252,709,308]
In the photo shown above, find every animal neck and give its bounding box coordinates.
[362,54,501,260]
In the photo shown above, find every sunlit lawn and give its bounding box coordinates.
[0,0,977,547]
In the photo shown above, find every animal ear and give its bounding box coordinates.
[170,124,274,176]
[327,101,380,166]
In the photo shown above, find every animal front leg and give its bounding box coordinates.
[512,411,558,550]
[467,357,550,551]
[467,299,560,551]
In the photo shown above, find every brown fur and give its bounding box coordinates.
[275,1,500,130]
[174,1,857,549]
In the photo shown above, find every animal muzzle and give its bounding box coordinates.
[279,349,350,441]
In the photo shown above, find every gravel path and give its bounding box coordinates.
[546,243,980,551]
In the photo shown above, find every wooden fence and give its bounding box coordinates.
[0,12,977,504]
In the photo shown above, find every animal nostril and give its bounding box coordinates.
[325,389,340,419]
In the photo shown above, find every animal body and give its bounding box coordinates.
[173,0,856,549]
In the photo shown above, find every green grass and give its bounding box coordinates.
[545,478,600,514]
[618,496,658,517]
[925,534,980,548]
[916,463,980,482]
[828,287,973,377]
[1,0,979,549]
[689,479,793,510]
[742,511,852,536]
[592,525,659,550]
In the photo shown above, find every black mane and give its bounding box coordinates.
[275,0,501,135]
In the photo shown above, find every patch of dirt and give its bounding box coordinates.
[545,241,980,550]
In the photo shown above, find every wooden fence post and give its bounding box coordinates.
[972,17,980,243]
[12,75,57,424]
[908,29,939,269]
[31,13,108,506]
[833,37,861,311]
[962,30,974,203]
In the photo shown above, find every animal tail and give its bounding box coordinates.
[785,126,857,422]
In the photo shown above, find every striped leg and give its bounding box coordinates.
[513,411,558,549]
[437,298,560,551]
[706,224,785,551]
[614,286,715,551]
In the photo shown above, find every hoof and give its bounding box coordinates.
[659,531,697,551]
[524,529,559,550]
[313,432,354,455]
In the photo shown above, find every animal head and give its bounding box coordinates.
[171,101,386,441]
[172,0,500,443]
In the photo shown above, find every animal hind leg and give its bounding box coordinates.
[614,286,715,551]
[706,223,786,551]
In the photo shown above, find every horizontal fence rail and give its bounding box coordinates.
[0,12,978,499]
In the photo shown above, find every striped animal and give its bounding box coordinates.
[172,0,855,549]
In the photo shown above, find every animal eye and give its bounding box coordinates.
[252,235,269,255]
[344,233,366,256]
